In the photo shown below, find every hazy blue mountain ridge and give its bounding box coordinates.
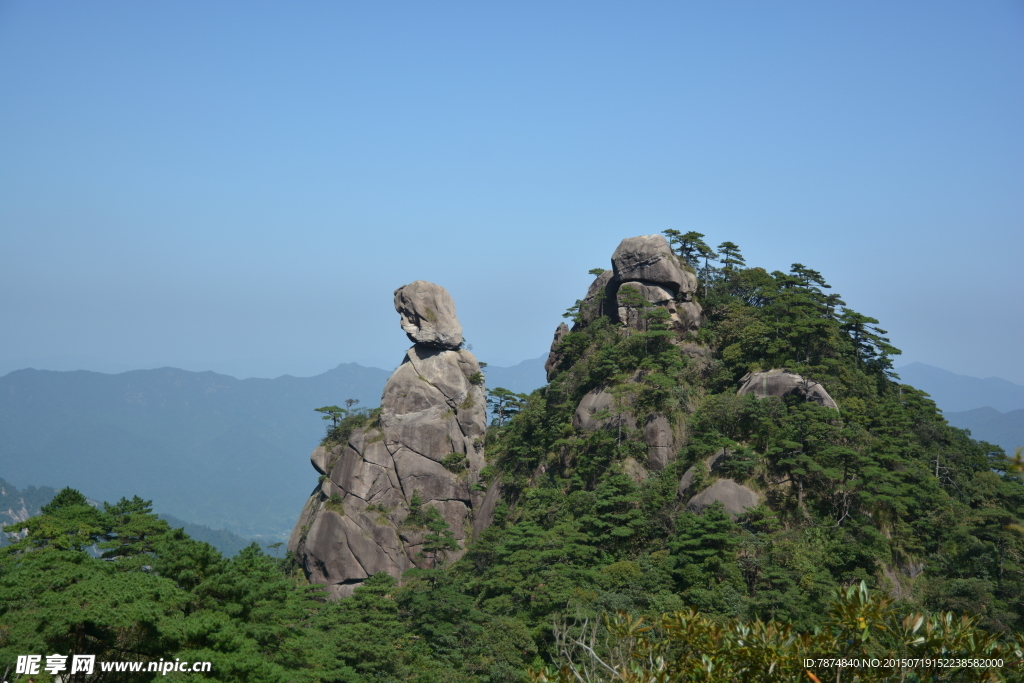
[157,514,257,557]
[6,358,1016,541]
[0,364,393,540]
[943,407,1024,457]
[481,355,547,395]
[0,478,254,555]
[896,362,1024,413]
[0,358,548,541]
[0,478,60,548]
[895,362,1024,455]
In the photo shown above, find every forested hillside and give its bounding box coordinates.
[3,232,1023,682]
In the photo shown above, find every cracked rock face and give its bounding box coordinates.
[544,323,569,382]
[579,269,619,326]
[289,282,487,598]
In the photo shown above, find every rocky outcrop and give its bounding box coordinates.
[737,369,838,409]
[290,281,486,598]
[540,235,708,475]
[616,281,674,329]
[677,447,763,519]
[621,457,649,484]
[611,235,702,335]
[572,387,636,432]
[544,323,569,382]
[686,478,761,519]
[678,448,728,498]
[643,413,675,471]
[472,479,504,537]
[572,387,614,431]
[678,446,762,519]
[394,280,464,349]
[579,270,618,326]
[571,391,680,470]
[611,235,695,293]
[545,235,705,381]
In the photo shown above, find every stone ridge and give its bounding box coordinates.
[289,281,489,598]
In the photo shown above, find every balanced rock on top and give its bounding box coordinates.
[394,280,464,349]
[611,234,696,295]
[609,235,702,335]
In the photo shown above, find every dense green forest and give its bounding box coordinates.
[4,232,1024,682]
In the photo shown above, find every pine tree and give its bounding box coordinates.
[717,241,746,271]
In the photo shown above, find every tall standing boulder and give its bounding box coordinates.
[289,282,486,598]
[643,413,675,471]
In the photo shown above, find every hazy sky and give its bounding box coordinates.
[2,2,1022,383]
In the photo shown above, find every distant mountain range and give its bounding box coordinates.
[896,363,1024,455]
[895,363,1024,413]
[941,407,1024,458]
[0,357,547,541]
[483,355,547,395]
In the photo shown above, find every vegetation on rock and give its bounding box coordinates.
[3,234,1021,681]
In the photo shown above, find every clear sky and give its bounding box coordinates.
[2,1,1022,383]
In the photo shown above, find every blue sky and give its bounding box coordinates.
[2,1,1022,383]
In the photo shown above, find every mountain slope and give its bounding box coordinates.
[456,233,1024,637]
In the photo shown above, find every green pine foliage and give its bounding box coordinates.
[2,239,1021,680]
[446,237,1024,674]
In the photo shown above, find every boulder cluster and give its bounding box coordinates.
[575,234,703,336]
[289,281,492,598]
[737,368,838,409]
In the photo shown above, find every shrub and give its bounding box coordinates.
[442,452,468,472]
